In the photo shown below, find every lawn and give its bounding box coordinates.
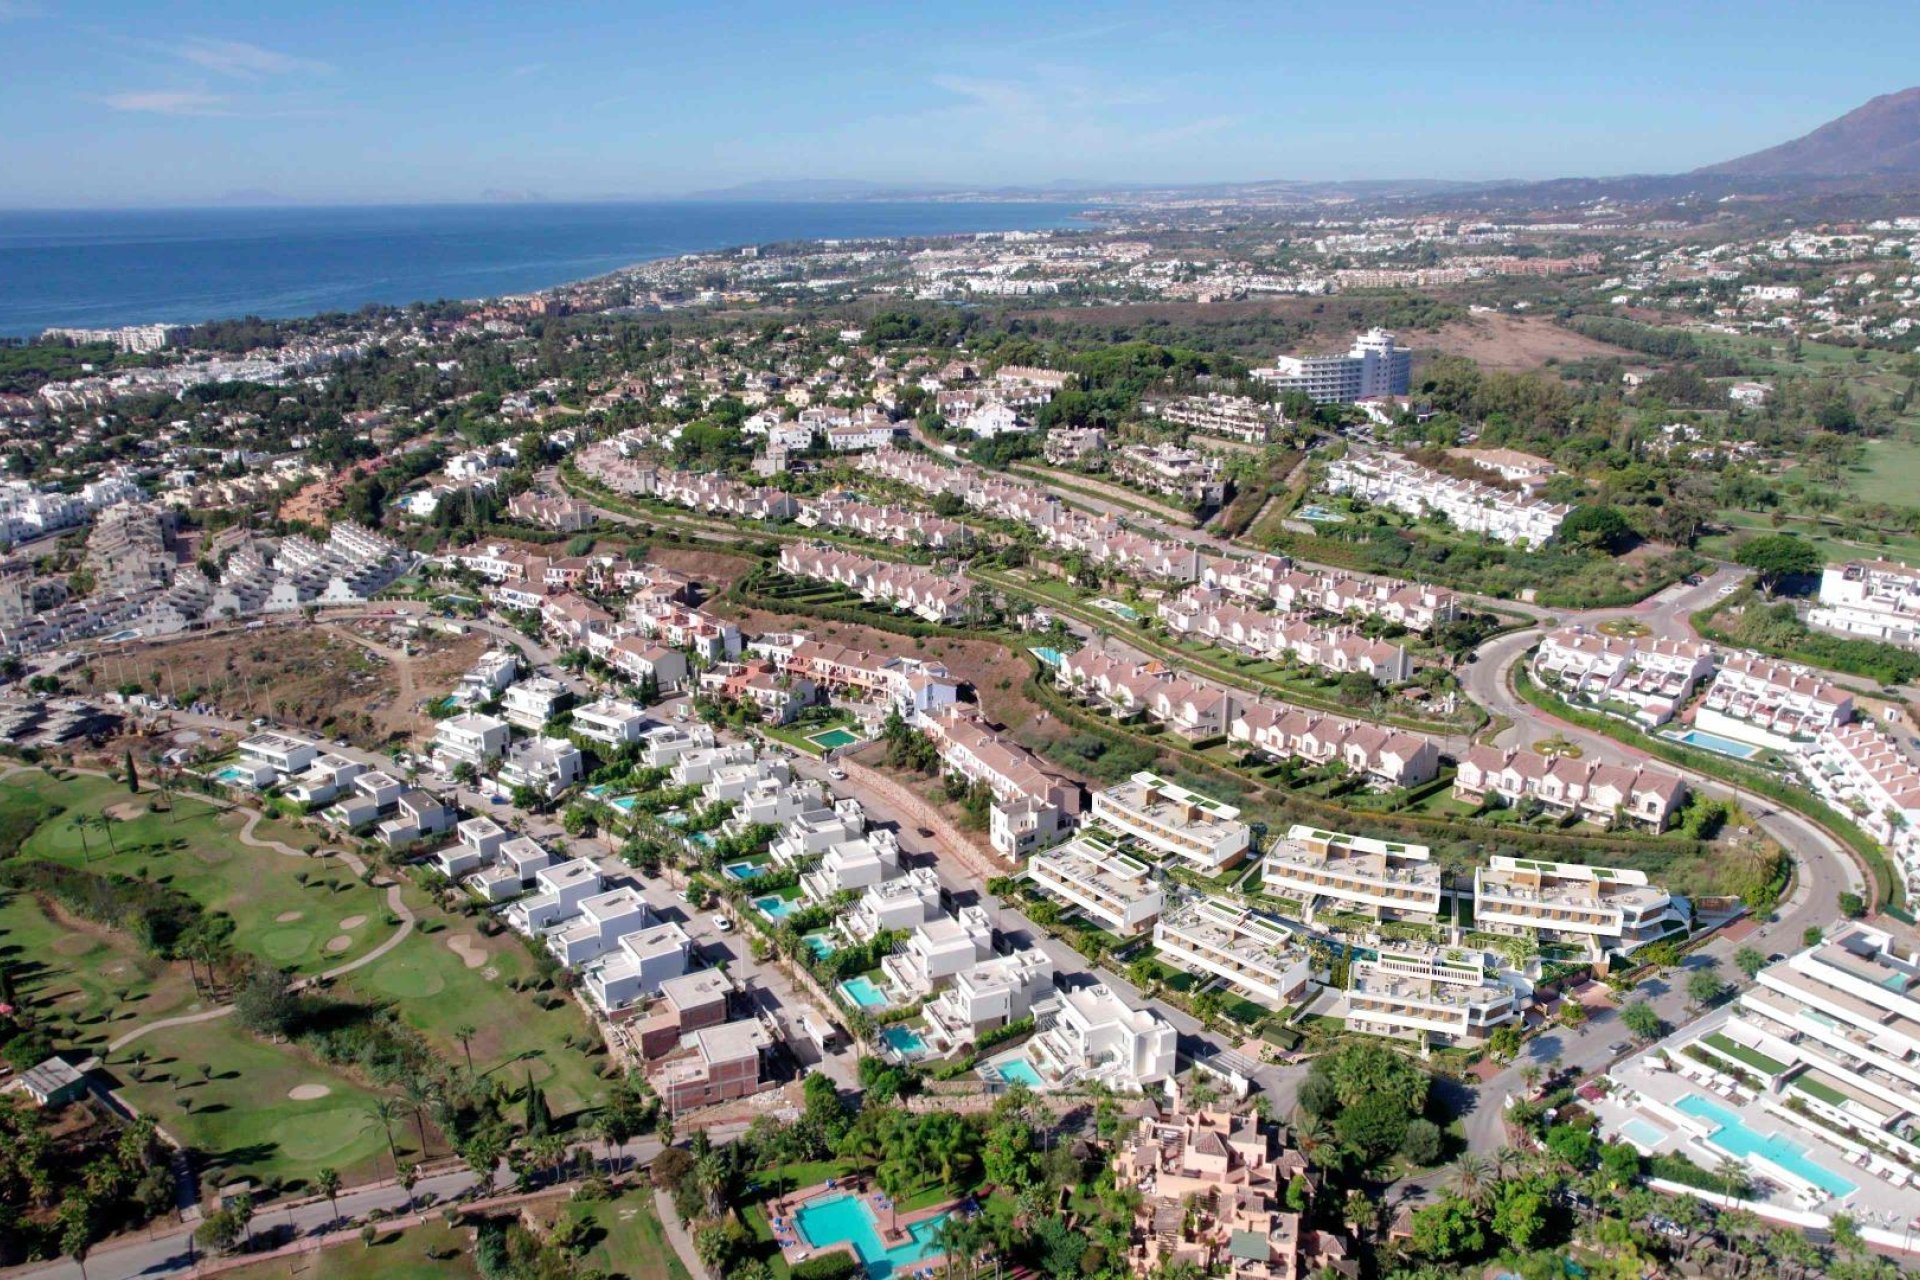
[763,709,859,757]
[0,888,203,1050]
[560,1186,693,1280]
[10,771,393,977]
[225,1218,477,1280]
[1844,436,1920,507]
[110,1014,394,1187]
[335,882,608,1119]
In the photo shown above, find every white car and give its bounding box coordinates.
[711,914,733,933]
[828,767,847,781]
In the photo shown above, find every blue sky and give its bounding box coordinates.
[3,0,1918,207]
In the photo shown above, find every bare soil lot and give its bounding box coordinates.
[1420,313,1637,371]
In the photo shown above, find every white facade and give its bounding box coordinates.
[1152,898,1313,1008]
[1260,825,1444,923]
[1091,772,1251,872]
[1027,983,1177,1091]
[1026,834,1164,936]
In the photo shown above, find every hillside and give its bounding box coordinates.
[1698,87,1920,177]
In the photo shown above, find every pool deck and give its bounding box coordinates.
[766,1181,957,1275]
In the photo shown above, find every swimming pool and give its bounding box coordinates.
[809,727,862,751]
[213,764,258,786]
[1089,597,1140,622]
[755,894,798,921]
[1618,1117,1670,1151]
[1665,728,1764,761]
[723,861,766,881]
[983,1053,1043,1088]
[839,975,890,1009]
[803,933,837,960]
[1029,646,1067,667]
[1297,504,1348,523]
[794,1193,949,1280]
[1674,1093,1857,1198]
[881,1026,926,1057]
[607,795,638,814]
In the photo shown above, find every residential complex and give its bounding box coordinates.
[1472,856,1690,959]
[1532,625,1716,727]
[1260,825,1444,923]
[1454,746,1689,830]
[1026,832,1165,936]
[1152,898,1313,1008]
[1809,560,1920,645]
[1252,329,1411,404]
[1342,945,1520,1047]
[1092,772,1252,872]
[1325,448,1569,546]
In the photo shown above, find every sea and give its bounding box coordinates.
[0,200,1096,338]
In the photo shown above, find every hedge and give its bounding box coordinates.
[792,1254,863,1280]
[1511,664,1899,909]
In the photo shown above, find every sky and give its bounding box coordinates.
[3,0,1919,208]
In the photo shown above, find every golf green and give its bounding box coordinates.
[259,927,317,962]
[368,958,446,1000]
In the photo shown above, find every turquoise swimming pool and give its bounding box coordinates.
[723,860,766,880]
[839,975,889,1009]
[1665,728,1764,761]
[983,1052,1043,1088]
[881,1026,926,1057]
[1029,646,1067,667]
[1297,504,1348,523]
[1674,1093,1856,1198]
[794,1193,949,1280]
[803,933,837,960]
[755,894,798,921]
[1618,1117,1669,1151]
[809,727,861,750]
[1089,597,1140,622]
[213,764,257,785]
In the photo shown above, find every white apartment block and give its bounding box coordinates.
[500,676,570,732]
[1026,832,1165,936]
[1532,626,1716,727]
[920,950,1057,1055]
[1091,772,1251,873]
[1145,392,1288,443]
[1252,329,1411,404]
[1260,825,1444,923]
[1026,982,1177,1092]
[1157,588,1412,684]
[432,712,511,773]
[1111,443,1227,507]
[1473,856,1690,960]
[1699,654,1853,748]
[1344,945,1520,1047]
[568,697,651,747]
[1810,560,1920,645]
[1803,720,1920,893]
[1325,448,1569,546]
[1152,898,1313,1008]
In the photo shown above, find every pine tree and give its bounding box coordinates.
[123,750,139,794]
[523,1077,550,1136]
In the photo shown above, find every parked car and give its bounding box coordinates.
[711,914,733,933]
[828,767,848,781]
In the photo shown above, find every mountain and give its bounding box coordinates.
[1697,88,1920,177]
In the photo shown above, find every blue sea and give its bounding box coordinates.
[0,201,1095,338]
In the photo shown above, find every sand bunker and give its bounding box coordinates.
[446,934,488,969]
[275,911,304,923]
[338,915,368,930]
[324,935,354,954]
[105,801,147,821]
[287,1084,332,1101]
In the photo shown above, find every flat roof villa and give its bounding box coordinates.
[1590,924,1920,1214]
[1342,945,1519,1047]
[920,950,1057,1056]
[237,730,319,776]
[1260,825,1443,924]
[1091,772,1251,873]
[1472,856,1688,960]
[1152,898,1312,1008]
[1027,832,1164,936]
[569,696,650,747]
[433,711,510,771]
[1025,982,1177,1092]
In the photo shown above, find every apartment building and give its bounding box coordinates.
[1803,720,1920,887]
[1252,329,1412,404]
[1699,654,1853,747]
[777,542,971,625]
[1260,825,1444,923]
[1473,856,1690,959]
[1092,773,1251,873]
[1344,945,1520,1047]
[1145,392,1290,443]
[1447,447,1558,495]
[919,705,1079,858]
[919,950,1057,1056]
[1157,589,1412,684]
[1153,898,1313,1008]
[1809,560,1920,645]
[651,1020,775,1115]
[1454,745,1688,830]
[1026,832,1165,935]
[500,676,571,732]
[568,697,651,747]
[1112,443,1228,507]
[1532,626,1716,727]
[757,633,960,716]
[1325,448,1569,546]
[1026,982,1178,1091]
[506,491,595,532]
[432,712,511,773]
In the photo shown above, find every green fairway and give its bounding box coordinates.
[560,1187,693,1280]
[111,1015,394,1186]
[9,771,392,976]
[0,888,204,1048]
[335,883,607,1118]
[226,1216,478,1280]
[1844,436,1920,507]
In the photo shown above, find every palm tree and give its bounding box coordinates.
[453,1025,477,1075]
[363,1100,402,1177]
[93,814,118,857]
[400,1076,437,1159]
[399,1163,419,1214]
[316,1167,341,1226]
[1452,1153,1492,1207]
[68,816,92,863]
[933,1213,985,1280]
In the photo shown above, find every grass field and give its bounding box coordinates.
[226,1219,478,1280]
[9,771,392,976]
[335,882,607,1119]
[111,1015,394,1187]
[1699,506,1920,566]
[0,889,203,1047]
[1844,436,1920,507]
[559,1187,693,1280]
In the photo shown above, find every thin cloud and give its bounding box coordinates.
[0,0,44,19]
[173,37,330,80]
[100,88,231,116]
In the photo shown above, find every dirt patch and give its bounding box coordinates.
[324,934,354,954]
[337,914,368,930]
[274,910,305,923]
[104,801,147,821]
[287,1084,332,1100]
[446,934,488,969]
[641,546,759,595]
[1422,313,1638,372]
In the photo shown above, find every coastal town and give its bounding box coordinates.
[10,174,1920,1280]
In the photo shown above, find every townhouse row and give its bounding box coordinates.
[776,542,971,625]
[1325,448,1570,546]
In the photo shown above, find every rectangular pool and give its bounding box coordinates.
[803,933,837,960]
[722,861,766,881]
[794,1193,948,1280]
[755,894,798,921]
[881,1026,926,1056]
[983,1052,1043,1088]
[1029,646,1066,667]
[1674,1093,1857,1199]
[809,727,861,750]
[839,975,889,1009]
[1618,1117,1669,1151]
[1665,728,1764,761]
